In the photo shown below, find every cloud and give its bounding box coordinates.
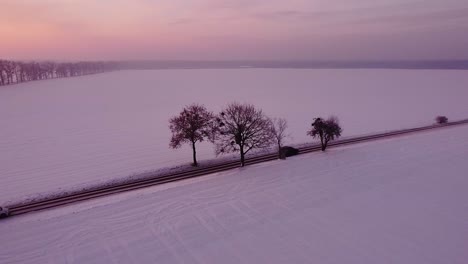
[202,0,266,10]
[252,10,329,21]
[349,7,468,25]
[169,18,196,25]
[2,0,468,60]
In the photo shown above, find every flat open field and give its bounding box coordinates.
[1,124,467,263]
[1,69,468,204]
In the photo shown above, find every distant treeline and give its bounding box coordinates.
[2,59,468,86]
[0,60,119,86]
[117,60,468,70]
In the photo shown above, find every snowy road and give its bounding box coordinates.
[1,125,468,263]
[2,69,468,204]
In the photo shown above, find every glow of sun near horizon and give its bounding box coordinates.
[2,0,468,61]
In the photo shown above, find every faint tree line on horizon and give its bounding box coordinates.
[169,103,343,167]
[0,59,119,86]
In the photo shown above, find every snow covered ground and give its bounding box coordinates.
[1,69,468,204]
[1,125,467,264]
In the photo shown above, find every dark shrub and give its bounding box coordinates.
[435,116,448,124]
[280,146,299,159]
[0,207,9,218]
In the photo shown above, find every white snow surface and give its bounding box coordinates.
[1,125,468,264]
[1,69,468,204]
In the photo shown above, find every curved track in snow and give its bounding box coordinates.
[5,119,468,217]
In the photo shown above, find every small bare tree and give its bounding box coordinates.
[307,116,342,151]
[215,103,274,167]
[169,104,215,166]
[270,118,288,159]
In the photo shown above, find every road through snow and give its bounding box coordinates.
[2,69,468,204]
[1,125,468,263]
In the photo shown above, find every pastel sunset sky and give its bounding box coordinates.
[2,0,468,60]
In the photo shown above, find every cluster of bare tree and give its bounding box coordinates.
[0,59,118,86]
[169,103,343,167]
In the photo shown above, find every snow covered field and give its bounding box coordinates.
[1,124,467,263]
[1,69,468,204]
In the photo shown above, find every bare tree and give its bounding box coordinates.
[169,104,216,166]
[215,103,274,167]
[5,61,15,84]
[307,116,342,151]
[0,60,5,85]
[269,118,288,159]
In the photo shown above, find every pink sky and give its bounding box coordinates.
[1,0,468,61]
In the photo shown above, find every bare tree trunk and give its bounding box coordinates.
[320,134,325,151]
[240,144,245,167]
[191,141,198,167]
[278,141,285,159]
[14,71,19,83]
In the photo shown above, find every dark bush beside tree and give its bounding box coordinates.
[215,103,274,167]
[169,104,216,166]
[280,146,299,159]
[435,116,448,124]
[307,116,343,151]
